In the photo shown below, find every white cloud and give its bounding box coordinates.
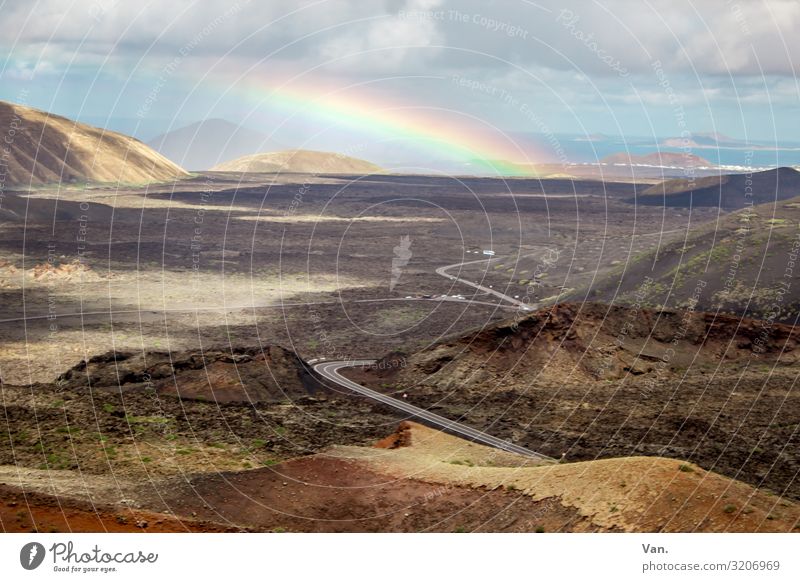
[318,0,445,69]
[1,0,798,141]
[2,0,798,78]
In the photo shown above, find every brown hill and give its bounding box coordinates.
[0,100,187,186]
[602,151,712,167]
[337,422,800,532]
[348,302,800,500]
[125,421,800,532]
[7,421,794,532]
[369,302,799,389]
[147,119,281,170]
[55,346,323,403]
[635,167,800,209]
[211,149,382,174]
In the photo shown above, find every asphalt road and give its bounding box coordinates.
[313,359,550,461]
[436,257,533,310]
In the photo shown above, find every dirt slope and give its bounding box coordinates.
[141,453,584,532]
[336,422,799,532]
[347,303,800,500]
[0,100,187,186]
[3,412,796,531]
[131,421,800,532]
[369,302,800,389]
[211,149,382,174]
[588,195,800,319]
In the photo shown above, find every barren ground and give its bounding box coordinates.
[2,171,797,532]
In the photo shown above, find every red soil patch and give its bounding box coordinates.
[138,455,593,532]
[373,421,414,449]
[0,485,236,533]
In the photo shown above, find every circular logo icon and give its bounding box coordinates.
[20,542,46,570]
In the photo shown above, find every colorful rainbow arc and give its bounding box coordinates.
[232,78,547,176]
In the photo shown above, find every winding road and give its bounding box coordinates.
[436,257,533,310]
[313,360,550,461]
[3,247,549,460]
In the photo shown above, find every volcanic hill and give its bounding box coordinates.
[0,100,187,186]
[211,149,382,174]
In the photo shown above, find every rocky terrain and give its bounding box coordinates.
[347,303,800,501]
[54,346,324,403]
[3,422,796,532]
[587,193,800,320]
[0,346,407,479]
[0,117,797,532]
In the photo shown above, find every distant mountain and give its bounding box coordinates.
[0,100,187,186]
[602,151,713,167]
[148,119,279,170]
[661,132,748,149]
[635,167,800,209]
[211,149,383,174]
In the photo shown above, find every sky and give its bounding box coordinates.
[1,0,799,167]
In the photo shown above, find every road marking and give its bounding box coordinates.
[314,360,550,461]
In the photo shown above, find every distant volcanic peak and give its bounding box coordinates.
[211,149,383,174]
[0,100,187,186]
[149,118,237,147]
[147,119,279,170]
[694,131,744,145]
[661,132,747,149]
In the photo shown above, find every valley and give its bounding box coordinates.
[2,165,799,532]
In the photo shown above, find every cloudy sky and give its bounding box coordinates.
[1,0,798,164]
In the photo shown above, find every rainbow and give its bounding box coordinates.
[227,76,548,176]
